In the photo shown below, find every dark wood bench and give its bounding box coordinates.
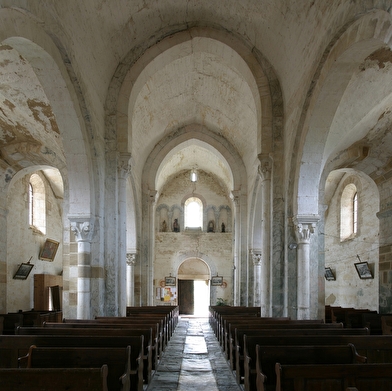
[274,362,392,391]
[221,318,328,349]
[250,343,366,391]
[233,327,369,384]
[226,320,350,366]
[0,365,109,391]
[233,334,392,364]
[64,317,166,350]
[15,328,149,386]
[20,345,132,391]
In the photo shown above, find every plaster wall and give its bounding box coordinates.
[6,171,63,312]
[378,176,392,313]
[324,173,379,310]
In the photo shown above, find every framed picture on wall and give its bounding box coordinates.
[39,239,59,262]
[13,262,34,280]
[211,275,223,286]
[165,276,176,286]
[324,267,336,281]
[354,261,373,279]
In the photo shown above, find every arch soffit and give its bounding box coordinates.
[174,253,216,278]
[115,27,273,154]
[143,124,247,195]
[294,10,392,217]
[0,7,94,216]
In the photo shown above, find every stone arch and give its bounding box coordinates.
[293,10,392,218]
[0,8,94,218]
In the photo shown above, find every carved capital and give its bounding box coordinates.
[230,189,240,206]
[250,249,262,266]
[257,153,273,179]
[149,190,158,204]
[69,217,95,242]
[293,215,319,244]
[126,253,136,266]
[118,153,132,177]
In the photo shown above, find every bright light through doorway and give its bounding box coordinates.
[193,280,210,316]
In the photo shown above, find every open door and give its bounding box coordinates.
[178,279,194,315]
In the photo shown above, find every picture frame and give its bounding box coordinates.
[13,262,34,280]
[324,267,336,281]
[165,276,176,286]
[39,239,59,262]
[211,275,223,286]
[354,261,373,279]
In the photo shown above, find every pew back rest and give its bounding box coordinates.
[26,345,131,391]
[275,362,392,391]
[254,343,366,387]
[0,365,109,391]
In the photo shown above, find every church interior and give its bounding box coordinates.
[1,0,392,324]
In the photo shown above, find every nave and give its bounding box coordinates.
[147,317,241,391]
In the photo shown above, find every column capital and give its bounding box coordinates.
[293,215,319,244]
[69,216,95,242]
[257,153,273,179]
[250,249,262,266]
[148,189,158,204]
[118,152,132,177]
[126,253,136,266]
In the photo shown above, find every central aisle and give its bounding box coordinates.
[146,317,241,391]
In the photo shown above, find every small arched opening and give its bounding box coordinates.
[177,258,210,316]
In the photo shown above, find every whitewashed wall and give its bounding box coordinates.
[324,171,379,310]
[6,172,63,312]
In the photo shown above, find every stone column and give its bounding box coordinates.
[70,218,94,319]
[294,217,318,319]
[118,153,131,316]
[251,250,262,308]
[258,154,273,316]
[0,205,8,313]
[126,253,136,307]
[148,191,157,305]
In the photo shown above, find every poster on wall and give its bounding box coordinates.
[162,287,177,302]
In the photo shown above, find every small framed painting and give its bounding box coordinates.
[39,239,59,262]
[13,263,34,280]
[211,275,223,286]
[325,267,336,281]
[165,276,176,286]
[354,261,373,279]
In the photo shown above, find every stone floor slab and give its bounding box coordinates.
[146,317,241,391]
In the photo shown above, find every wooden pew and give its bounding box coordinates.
[209,306,261,337]
[0,365,109,391]
[274,362,392,391]
[224,319,331,363]
[250,343,366,391]
[233,327,369,385]
[233,333,392,379]
[16,328,149,386]
[21,345,132,391]
[220,318,327,349]
[58,320,161,367]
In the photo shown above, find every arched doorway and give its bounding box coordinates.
[178,258,210,316]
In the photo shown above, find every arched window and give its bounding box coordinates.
[184,197,203,228]
[29,173,46,234]
[340,184,357,241]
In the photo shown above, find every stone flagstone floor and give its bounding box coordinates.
[146,317,242,391]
